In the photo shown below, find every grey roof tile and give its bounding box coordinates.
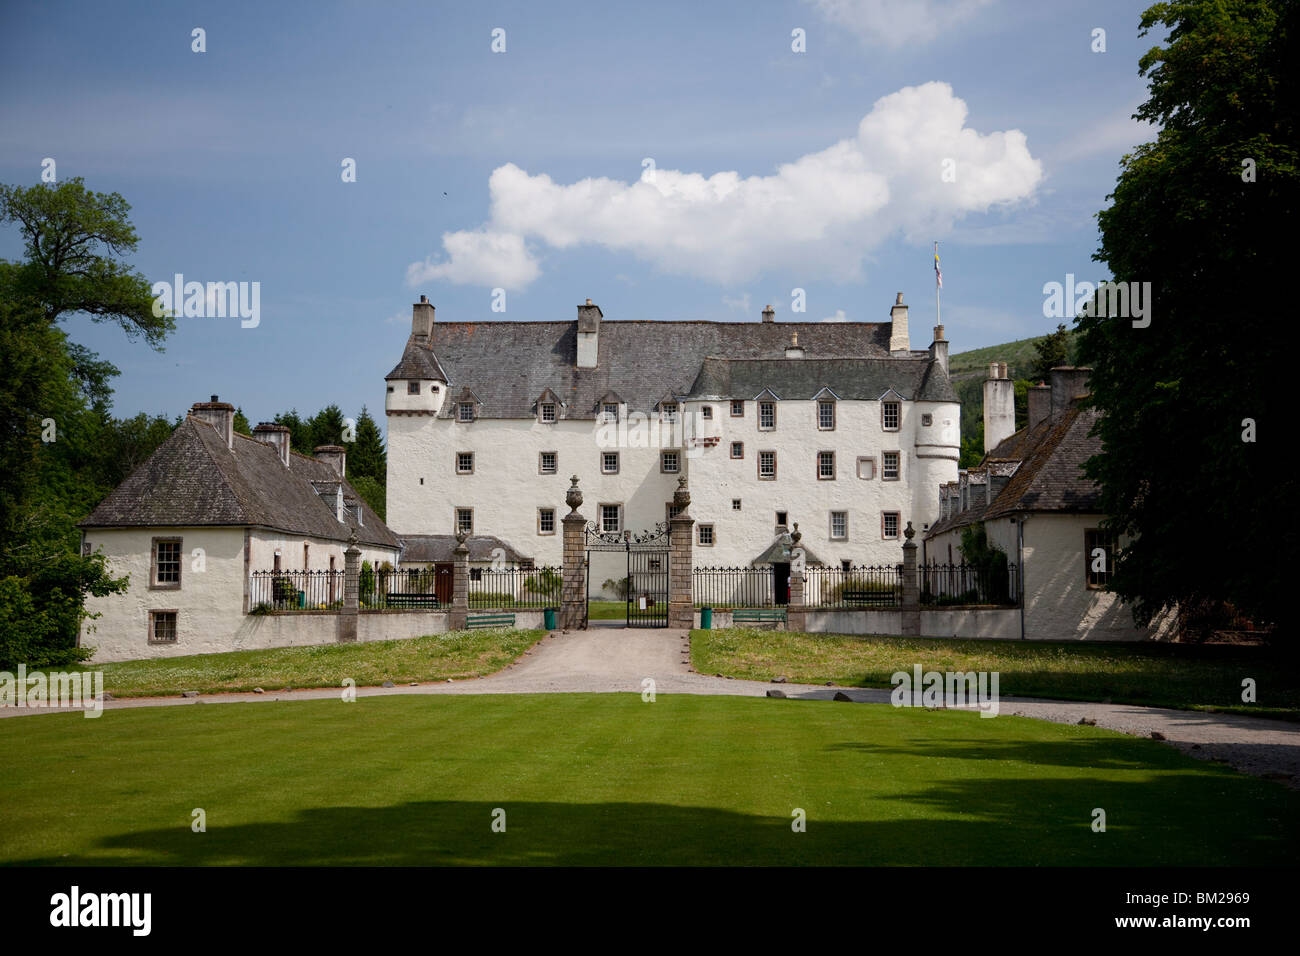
[80,417,400,549]
[385,319,952,418]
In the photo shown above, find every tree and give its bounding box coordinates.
[1031,324,1070,382]
[1077,0,1298,630]
[307,404,347,451]
[0,178,172,346]
[0,177,169,667]
[233,407,252,436]
[348,406,386,481]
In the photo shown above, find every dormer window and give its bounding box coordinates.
[540,402,556,423]
[601,403,619,423]
[458,402,475,423]
[882,401,900,431]
[660,402,678,422]
[759,401,776,430]
[818,400,835,430]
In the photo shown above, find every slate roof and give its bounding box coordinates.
[386,320,952,419]
[80,416,400,550]
[924,399,1102,539]
[385,335,448,382]
[750,537,826,567]
[398,534,530,564]
[690,356,957,403]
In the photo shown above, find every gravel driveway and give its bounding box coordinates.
[5,627,1297,787]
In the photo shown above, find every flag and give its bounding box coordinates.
[934,241,942,289]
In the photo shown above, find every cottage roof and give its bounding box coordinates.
[79,416,400,549]
[385,319,953,419]
[924,399,1102,539]
[398,534,530,564]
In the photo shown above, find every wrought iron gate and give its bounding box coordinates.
[585,522,671,628]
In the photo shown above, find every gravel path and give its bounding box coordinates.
[5,628,1297,787]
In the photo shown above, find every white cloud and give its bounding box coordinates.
[409,82,1042,288]
[805,0,995,48]
[406,230,541,289]
[820,309,850,322]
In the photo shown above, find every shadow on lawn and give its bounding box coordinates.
[13,759,1296,867]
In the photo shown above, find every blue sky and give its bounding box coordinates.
[0,0,1160,432]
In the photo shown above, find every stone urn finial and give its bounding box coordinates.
[454,529,469,553]
[790,522,801,546]
[672,475,690,515]
[566,475,583,513]
[904,521,915,541]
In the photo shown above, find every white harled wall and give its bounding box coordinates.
[387,395,959,570]
[79,526,399,661]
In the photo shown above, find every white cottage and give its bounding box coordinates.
[385,293,960,582]
[78,397,401,661]
[924,366,1168,640]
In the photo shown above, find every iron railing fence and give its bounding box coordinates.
[805,565,904,608]
[692,566,777,608]
[919,561,1019,606]
[250,570,345,610]
[468,565,563,609]
[359,567,449,608]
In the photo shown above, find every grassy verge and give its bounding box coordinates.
[3,694,1294,866]
[691,628,1300,719]
[72,629,546,698]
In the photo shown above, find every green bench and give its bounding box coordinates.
[385,593,440,609]
[466,611,516,630]
[731,607,787,627]
[842,590,894,607]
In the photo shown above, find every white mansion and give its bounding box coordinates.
[385,294,960,570]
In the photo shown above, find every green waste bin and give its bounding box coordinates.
[544,607,557,630]
[701,606,712,629]
[297,590,306,609]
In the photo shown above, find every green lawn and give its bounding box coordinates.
[74,629,546,698]
[588,600,628,620]
[692,628,1300,719]
[2,694,1295,866]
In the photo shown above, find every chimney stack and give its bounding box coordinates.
[761,304,775,323]
[253,422,292,468]
[576,298,602,368]
[888,293,910,353]
[1049,366,1092,417]
[929,324,948,374]
[314,445,347,479]
[983,361,1015,454]
[785,331,805,359]
[1027,382,1051,429]
[412,295,435,338]
[190,396,234,450]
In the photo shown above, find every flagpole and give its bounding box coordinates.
[934,240,941,329]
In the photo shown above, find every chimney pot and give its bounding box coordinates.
[761,305,775,323]
[895,292,904,305]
